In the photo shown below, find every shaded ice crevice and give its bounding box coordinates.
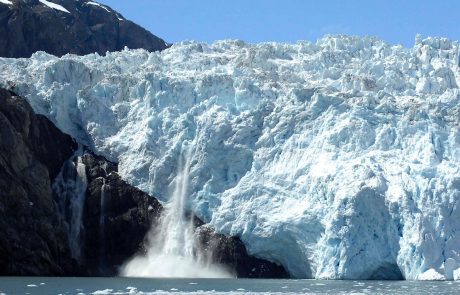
[1,35,460,279]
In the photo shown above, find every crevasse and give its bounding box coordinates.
[1,35,460,280]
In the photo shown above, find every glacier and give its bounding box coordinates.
[1,35,460,280]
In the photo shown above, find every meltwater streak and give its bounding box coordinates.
[99,177,108,268]
[122,141,232,278]
[53,147,88,261]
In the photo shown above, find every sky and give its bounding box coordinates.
[99,0,460,47]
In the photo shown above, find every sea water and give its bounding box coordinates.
[0,278,459,295]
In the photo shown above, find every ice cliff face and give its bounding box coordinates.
[1,35,460,280]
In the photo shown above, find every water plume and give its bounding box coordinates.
[122,141,233,278]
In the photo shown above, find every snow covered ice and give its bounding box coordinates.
[86,1,111,13]
[0,0,13,6]
[1,35,460,280]
[38,0,70,13]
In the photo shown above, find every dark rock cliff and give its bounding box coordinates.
[0,0,168,58]
[0,88,77,275]
[195,226,289,278]
[80,152,163,275]
[0,89,289,278]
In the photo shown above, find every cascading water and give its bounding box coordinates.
[122,141,232,278]
[156,141,195,258]
[53,147,88,261]
[99,177,108,267]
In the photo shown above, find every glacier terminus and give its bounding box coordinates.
[1,35,460,280]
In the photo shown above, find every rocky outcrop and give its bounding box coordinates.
[195,226,289,278]
[0,0,168,58]
[80,152,162,275]
[0,89,162,276]
[0,88,78,275]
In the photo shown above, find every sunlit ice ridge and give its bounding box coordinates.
[1,34,460,280]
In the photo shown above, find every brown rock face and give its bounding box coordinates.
[0,89,78,275]
[0,0,168,58]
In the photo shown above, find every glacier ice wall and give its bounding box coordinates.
[1,35,460,279]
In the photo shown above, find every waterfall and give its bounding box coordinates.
[156,142,195,258]
[99,177,108,267]
[53,147,88,261]
[121,141,232,278]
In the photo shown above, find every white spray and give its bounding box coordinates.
[122,141,232,278]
